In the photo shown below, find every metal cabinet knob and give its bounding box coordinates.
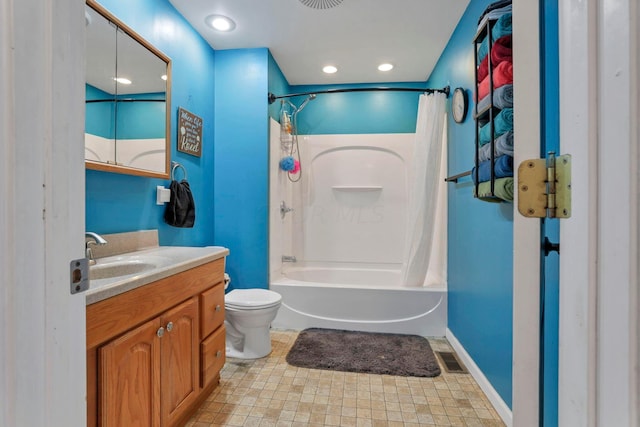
[166,321,174,332]
[216,350,222,358]
[157,327,165,338]
[215,305,221,312]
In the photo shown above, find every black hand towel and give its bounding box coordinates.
[164,180,195,228]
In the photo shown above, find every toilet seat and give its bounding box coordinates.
[225,289,282,310]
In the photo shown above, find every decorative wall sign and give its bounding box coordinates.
[177,107,203,157]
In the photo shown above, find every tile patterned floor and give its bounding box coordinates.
[186,330,505,427]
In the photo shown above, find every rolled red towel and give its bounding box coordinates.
[477,60,513,101]
[477,56,489,83]
[477,35,513,82]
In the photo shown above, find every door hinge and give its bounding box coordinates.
[518,152,571,219]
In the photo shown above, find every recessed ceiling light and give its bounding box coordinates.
[114,77,132,85]
[378,63,394,72]
[205,14,236,32]
[322,65,338,74]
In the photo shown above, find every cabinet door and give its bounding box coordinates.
[200,282,225,339]
[160,297,200,427]
[201,325,226,388]
[99,317,162,427]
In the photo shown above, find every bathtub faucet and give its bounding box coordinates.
[280,201,294,219]
[282,255,297,263]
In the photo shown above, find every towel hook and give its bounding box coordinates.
[171,161,187,181]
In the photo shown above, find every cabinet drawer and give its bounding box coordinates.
[201,326,226,388]
[200,283,225,339]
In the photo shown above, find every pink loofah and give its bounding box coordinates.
[291,159,301,174]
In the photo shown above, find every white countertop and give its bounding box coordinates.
[85,246,229,305]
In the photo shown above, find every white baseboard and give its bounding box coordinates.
[446,328,513,427]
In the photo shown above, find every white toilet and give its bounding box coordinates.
[224,288,282,359]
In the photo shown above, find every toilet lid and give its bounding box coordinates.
[225,289,282,309]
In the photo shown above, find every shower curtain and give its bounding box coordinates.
[402,92,447,287]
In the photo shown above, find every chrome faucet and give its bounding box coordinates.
[85,232,107,264]
[282,255,297,263]
[280,201,294,219]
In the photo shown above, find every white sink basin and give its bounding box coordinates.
[90,261,156,280]
[89,254,173,280]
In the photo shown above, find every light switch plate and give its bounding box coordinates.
[156,186,171,205]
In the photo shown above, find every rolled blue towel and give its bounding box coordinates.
[478,37,489,64]
[494,12,513,38]
[494,107,514,135]
[477,12,513,63]
[495,130,514,156]
[472,155,514,184]
[477,0,512,25]
[478,3,512,29]
[478,130,514,162]
[476,84,513,112]
[479,108,513,146]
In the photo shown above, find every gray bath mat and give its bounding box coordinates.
[286,328,441,377]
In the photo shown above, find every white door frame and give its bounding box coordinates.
[633,3,640,422]
[514,1,639,425]
[556,0,598,425]
[512,1,542,426]
[0,0,86,425]
[591,0,638,424]
[557,0,638,425]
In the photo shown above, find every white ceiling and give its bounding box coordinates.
[168,0,470,86]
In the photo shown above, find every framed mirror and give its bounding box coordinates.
[85,0,171,178]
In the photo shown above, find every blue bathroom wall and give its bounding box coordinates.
[116,92,166,139]
[426,0,514,408]
[292,82,427,134]
[213,48,270,290]
[85,0,216,247]
[85,88,165,139]
[540,0,560,425]
[85,84,115,138]
[268,52,291,122]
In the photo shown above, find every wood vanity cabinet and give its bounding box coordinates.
[86,258,226,427]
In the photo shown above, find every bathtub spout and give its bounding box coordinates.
[282,255,297,263]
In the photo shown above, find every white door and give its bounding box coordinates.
[513,0,639,426]
[558,0,639,425]
[0,0,86,425]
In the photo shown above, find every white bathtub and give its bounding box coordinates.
[282,266,402,287]
[270,265,446,336]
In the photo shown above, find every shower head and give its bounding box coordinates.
[296,94,316,113]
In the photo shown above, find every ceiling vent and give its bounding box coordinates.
[299,0,344,10]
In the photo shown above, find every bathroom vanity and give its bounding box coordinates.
[84,234,228,427]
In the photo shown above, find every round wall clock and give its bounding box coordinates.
[452,87,468,124]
